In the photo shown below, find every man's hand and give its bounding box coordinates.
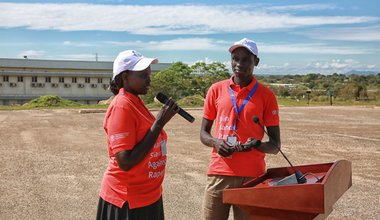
[213,139,234,157]
[234,138,261,152]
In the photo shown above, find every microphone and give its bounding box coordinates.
[156,92,195,123]
[252,116,306,184]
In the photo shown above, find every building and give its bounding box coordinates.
[0,58,170,105]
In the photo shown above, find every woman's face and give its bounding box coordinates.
[124,67,152,95]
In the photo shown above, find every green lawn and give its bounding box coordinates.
[1,95,378,110]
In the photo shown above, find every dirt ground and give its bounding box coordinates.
[0,106,379,220]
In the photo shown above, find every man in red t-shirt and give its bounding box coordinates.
[200,38,281,220]
[97,50,179,220]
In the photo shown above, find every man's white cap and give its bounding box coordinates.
[112,50,158,80]
[228,38,259,58]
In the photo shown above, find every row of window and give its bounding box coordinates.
[2,76,110,83]
[0,82,109,89]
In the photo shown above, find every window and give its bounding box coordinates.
[32,76,37,82]
[72,77,77,83]
[3,76,9,82]
[85,77,90,83]
[18,76,23,82]
[98,78,103,83]
[45,77,51,83]
[59,77,64,83]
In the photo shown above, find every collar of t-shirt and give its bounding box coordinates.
[229,75,258,92]
[117,88,155,122]
[118,88,141,103]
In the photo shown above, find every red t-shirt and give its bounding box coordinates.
[100,89,167,209]
[203,76,279,177]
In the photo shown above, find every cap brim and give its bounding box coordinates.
[229,45,258,57]
[229,44,252,53]
[130,57,158,71]
[229,45,243,53]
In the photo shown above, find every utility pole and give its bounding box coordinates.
[327,90,334,106]
[306,90,311,105]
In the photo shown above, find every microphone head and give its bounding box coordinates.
[156,92,168,104]
[252,115,259,124]
[295,171,307,184]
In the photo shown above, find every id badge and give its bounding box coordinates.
[160,140,167,156]
[227,136,237,146]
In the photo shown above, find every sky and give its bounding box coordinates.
[0,0,379,75]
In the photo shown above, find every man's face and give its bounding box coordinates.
[231,47,257,79]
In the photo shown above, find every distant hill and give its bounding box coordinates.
[345,70,379,75]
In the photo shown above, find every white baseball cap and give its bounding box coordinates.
[228,38,259,58]
[112,50,158,80]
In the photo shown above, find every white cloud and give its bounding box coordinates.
[0,3,377,35]
[267,4,338,12]
[105,38,375,55]
[310,59,377,72]
[330,62,348,69]
[367,65,376,69]
[17,50,46,58]
[107,38,228,51]
[301,26,380,41]
[257,59,379,74]
[257,62,290,70]
[13,52,113,61]
[148,38,224,50]
[57,54,100,60]
[63,41,95,47]
[260,43,374,54]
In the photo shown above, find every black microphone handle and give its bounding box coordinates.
[156,92,195,123]
[253,116,305,183]
[178,108,195,123]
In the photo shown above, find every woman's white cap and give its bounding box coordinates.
[112,50,158,80]
[228,38,259,58]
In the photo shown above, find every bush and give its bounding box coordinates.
[177,95,205,107]
[25,95,82,107]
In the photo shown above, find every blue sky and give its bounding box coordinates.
[0,0,379,74]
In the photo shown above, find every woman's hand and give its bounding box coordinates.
[116,97,180,172]
[155,97,180,127]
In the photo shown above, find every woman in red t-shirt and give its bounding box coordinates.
[97,50,179,220]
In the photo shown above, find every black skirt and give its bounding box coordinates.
[96,196,164,220]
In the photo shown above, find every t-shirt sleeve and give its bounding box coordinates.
[263,89,280,127]
[203,85,217,120]
[106,105,137,155]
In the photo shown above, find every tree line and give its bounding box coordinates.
[141,62,380,104]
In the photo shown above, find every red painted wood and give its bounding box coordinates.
[223,160,352,220]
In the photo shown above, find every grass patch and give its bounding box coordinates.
[177,95,205,107]
[277,97,380,107]
[25,95,82,108]
[0,96,108,110]
[145,94,205,109]
[1,95,378,111]
[145,101,163,109]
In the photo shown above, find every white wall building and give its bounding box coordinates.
[0,58,169,105]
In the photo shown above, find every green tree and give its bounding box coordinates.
[143,62,192,103]
[190,62,230,97]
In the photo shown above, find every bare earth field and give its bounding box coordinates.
[0,106,379,220]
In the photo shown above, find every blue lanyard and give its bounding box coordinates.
[229,82,259,130]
